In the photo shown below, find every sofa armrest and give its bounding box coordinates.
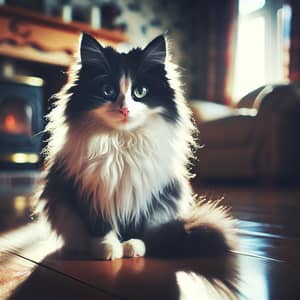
[253,84,300,116]
[236,86,265,108]
[251,84,300,180]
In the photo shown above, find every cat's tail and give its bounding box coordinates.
[144,198,238,258]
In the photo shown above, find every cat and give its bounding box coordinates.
[37,33,237,260]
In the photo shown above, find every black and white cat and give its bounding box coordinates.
[38,33,237,259]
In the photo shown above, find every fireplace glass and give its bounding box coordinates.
[0,98,33,136]
[0,76,43,169]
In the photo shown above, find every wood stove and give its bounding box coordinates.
[0,76,43,169]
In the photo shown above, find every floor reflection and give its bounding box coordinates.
[176,271,239,300]
[0,193,35,232]
[237,255,269,300]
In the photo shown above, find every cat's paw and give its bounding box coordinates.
[122,239,146,258]
[95,241,123,260]
[90,232,123,260]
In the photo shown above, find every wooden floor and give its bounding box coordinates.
[0,180,299,300]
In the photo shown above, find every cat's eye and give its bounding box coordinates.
[133,85,148,99]
[101,84,116,99]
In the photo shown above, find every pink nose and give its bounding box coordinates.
[120,107,129,117]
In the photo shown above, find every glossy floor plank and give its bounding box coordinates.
[1,182,300,299]
[0,249,117,300]
[195,185,300,264]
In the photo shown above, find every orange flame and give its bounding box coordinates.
[4,115,17,131]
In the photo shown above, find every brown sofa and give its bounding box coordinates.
[191,83,300,182]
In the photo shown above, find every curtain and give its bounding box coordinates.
[205,0,238,104]
[176,0,238,104]
[289,0,300,82]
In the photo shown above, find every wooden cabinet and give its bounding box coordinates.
[0,5,128,66]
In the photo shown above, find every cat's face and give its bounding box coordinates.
[66,33,178,131]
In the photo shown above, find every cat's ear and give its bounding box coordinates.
[79,32,107,66]
[143,34,167,65]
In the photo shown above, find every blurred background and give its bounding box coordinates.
[0,0,299,188]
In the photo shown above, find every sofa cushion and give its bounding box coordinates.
[190,101,257,147]
[197,115,256,147]
[190,101,235,122]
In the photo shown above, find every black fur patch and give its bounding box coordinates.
[144,219,187,258]
[144,222,230,258]
[183,226,229,257]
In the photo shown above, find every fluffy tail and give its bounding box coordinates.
[144,198,238,258]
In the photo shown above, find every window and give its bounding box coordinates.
[232,0,291,101]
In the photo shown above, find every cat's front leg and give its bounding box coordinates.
[90,231,123,260]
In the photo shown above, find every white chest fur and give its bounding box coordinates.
[60,118,182,232]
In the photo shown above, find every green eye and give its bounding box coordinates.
[133,85,148,99]
[101,84,116,99]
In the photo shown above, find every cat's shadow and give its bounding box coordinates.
[8,250,242,300]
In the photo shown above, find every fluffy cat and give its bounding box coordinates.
[37,33,237,259]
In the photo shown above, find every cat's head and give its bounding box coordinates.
[65,33,179,131]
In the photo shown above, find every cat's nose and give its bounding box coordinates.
[120,107,129,117]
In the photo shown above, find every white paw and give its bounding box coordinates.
[122,239,146,258]
[90,231,123,260]
[94,241,123,260]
